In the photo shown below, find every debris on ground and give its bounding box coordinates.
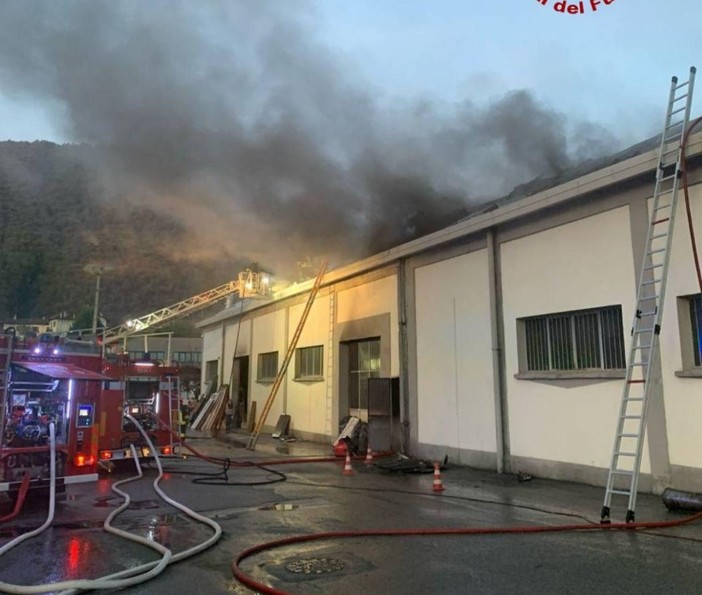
[375,454,448,474]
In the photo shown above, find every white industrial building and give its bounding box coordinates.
[198,130,702,496]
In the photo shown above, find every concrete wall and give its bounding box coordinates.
[501,206,641,474]
[285,293,331,438]
[250,309,288,429]
[222,320,251,385]
[659,184,702,487]
[414,249,497,465]
[201,327,222,388]
[337,275,399,376]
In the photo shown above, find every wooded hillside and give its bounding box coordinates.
[0,141,247,326]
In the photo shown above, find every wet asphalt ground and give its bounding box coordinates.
[1,432,702,594]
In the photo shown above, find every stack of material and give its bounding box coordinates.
[191,384,229,434]
[189,380,216,422]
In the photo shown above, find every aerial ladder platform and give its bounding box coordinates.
[101,270,270,345]
[601,67,696,524]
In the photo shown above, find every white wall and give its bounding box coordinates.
[285,294,331,436]
[201,326,222,388]
[250,309,288,428]
[501,206,643,470]
[415,250,497,456]
[658,184,702,469]
[222,320,251,386]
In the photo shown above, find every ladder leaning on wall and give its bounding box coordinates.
[601,67,696,524]
[246,259,328,450]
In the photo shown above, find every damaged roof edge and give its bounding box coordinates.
[197,130,702,331]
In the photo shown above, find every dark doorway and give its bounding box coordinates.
[231,356,249,428]
[204,359,218,388]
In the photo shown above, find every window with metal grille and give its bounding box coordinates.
[257,351,279,382]
[173,351,202,364]
[522,306,625,371]
[294,345,323,380]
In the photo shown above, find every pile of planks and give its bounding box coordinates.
[190,384,229,434]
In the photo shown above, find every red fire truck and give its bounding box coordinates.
[1,270,270,487]
[94,269,270,467]
[0,332,105,499]
[96,354,179,465]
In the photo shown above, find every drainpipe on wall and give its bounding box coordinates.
[398,260,410,455]
[487,228,510,473]
[283,307,289,415]
[220,321,226,388]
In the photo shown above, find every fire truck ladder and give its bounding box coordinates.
[102,270,269,345]
[246,260,328,450]
[601,67,696,524]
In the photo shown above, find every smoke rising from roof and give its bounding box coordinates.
[0,1,619,276]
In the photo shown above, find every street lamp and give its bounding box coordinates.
[84,264,114,342]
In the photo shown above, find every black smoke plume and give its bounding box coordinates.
[0,0,619,276]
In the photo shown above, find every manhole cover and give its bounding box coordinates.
[285,557,344,575]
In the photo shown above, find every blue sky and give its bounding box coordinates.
[313,0,702,144]
[0,1,700,146]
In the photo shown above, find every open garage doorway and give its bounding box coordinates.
[231,356,249,429]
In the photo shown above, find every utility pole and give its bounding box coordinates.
[84,264,114,343]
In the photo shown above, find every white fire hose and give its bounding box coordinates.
[0,415,222,593]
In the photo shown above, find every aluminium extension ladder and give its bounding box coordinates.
[601,67,696,524]
[246,259,328,450]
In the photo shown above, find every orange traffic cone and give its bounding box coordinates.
[364,446,374,465]
[343,452,354,475]
[432,462,445,493]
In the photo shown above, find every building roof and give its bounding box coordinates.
[197,130,702,330]
[0,318,49,326]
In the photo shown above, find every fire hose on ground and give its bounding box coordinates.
[0,473,30,524]
[231,509,702,595]
[0,415,223,594]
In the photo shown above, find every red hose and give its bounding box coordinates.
[231,510,702,595]
[154,415,391,468]
[0,473,31,524]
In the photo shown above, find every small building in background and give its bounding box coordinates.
[0,318,51,338]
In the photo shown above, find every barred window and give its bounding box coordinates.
[689,295,702,366]
[173,351,202,364]
[522,306,625,371]
[257,351,279,382]
[295,345,324,380]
